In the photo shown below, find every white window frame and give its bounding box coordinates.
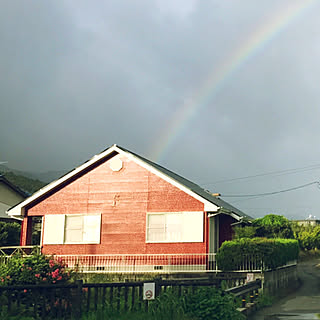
[43,214,101,245]
[146,212,204,243]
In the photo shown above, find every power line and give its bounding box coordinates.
[201,164,320,185]
[221,181,320,198]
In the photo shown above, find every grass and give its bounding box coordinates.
[255,293,274,309]
[0,287,244,320]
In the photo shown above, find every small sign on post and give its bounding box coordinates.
[246,273,254,283]
[143,282,155,300]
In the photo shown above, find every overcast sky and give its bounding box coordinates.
[2,0,320,219]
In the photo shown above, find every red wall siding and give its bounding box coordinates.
[25,155,206,255]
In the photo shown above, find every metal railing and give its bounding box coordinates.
[0,247,297,273]
[53,253,218,273]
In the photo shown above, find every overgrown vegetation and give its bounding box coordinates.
[255,293,274,309]
[216,238,299,271]
[0,270,245,320]
[233,213,320,252]
[0,222,21,246]
[291,223,320,251]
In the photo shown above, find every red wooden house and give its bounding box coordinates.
[8,145,250,272]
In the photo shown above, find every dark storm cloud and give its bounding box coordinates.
[1,0,320,218]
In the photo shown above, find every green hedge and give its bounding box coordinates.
[216,238,299,271]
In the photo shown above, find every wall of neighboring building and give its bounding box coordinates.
[23,154,206,255]
[0,182,25,206]
[294,220,320,227]
[0,181,25,221]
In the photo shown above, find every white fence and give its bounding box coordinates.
[54,253,218,273]
[0,248,297,273]
[51,254,296,273]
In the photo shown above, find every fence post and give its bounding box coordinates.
[155,278,161,297]
[74,280,83,317]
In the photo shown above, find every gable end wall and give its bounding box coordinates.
[23,155,206,255]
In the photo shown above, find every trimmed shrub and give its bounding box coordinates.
[216,238,299,271]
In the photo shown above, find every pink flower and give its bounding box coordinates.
[23,289,27,293]
[28,267,32,271]
[57,276,62,281]
[42,277,47,281]
[53,280,56,284]
[1,278,4,282]
[35,274,40,278]
[51,268,60,278]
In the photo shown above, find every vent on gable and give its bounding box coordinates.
[109,157,123,172]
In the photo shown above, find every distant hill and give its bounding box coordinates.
[17,170,67,184]
[0,168,47,195]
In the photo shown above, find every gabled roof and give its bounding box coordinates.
[7,144,251,221]
[0,175,28,198]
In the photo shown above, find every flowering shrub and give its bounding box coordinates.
[0,253,72,285]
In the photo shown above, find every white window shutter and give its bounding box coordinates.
[182,212,204,242]
[83,215,101,243]
[43,215,65,244]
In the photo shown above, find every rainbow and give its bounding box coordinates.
[150,0,316,162]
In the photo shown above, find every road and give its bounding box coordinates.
[249,259,320,320]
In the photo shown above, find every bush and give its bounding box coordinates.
[216,238,299,271]
[184,287,245,320]
[76,287,244,320]
[233,226,257,239]
[0,252,72,285]
[291,223,320,251]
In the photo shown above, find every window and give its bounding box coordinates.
[146,212,203,243]
[65,215,83,243]
[43,214,101,245]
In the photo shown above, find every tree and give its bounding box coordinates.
[233,214,294,240]
[253,214,294,239]
[0,222,21,246]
